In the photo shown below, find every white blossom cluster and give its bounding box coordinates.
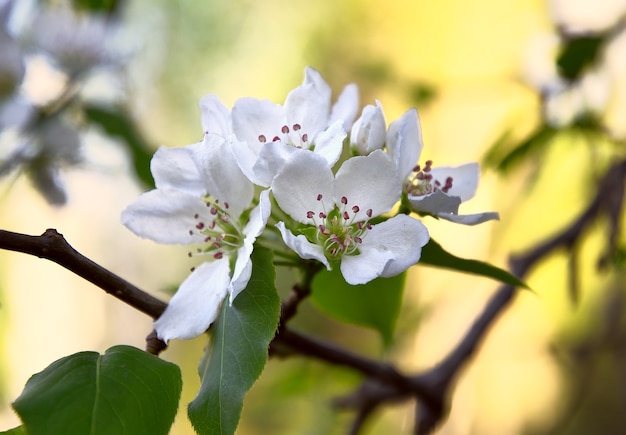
[0,0,119,204]
[122,67,498,342]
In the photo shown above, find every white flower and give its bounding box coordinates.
[0,117,81,205]
[405,162,500,225]
[31,6,114,76]
[384,107,499,226]
[121,134,270,341]
[350,100,386,155]
[229,67,358,187]
[272,149,429,285]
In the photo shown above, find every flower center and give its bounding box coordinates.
[257,123,312,150]
[186,196,243,267]
[306,194,372,259]
[404,160,453,197]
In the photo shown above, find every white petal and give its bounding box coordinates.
[334,150,400,221]
[230,138,265,186]
[361,214,429,278]
[244,189,272,239]
[429,162,479,202]
[285,69,331,138]
[229,189,272,302]
[313,119,346,168]
[330,83,359,132]
[276,222,330,269]
[302,67,333,102]
[150,147,199,196]
[190,135,253,218]
[408,191,463,215]
[437,211,500,225]
[151,146,204,196]
[272,151,334,224]
[232,97,285,145]
[350,101,386,155]
[340,245,394,285]
[252,141,299,187]
[121,189,207,244]
[154,259,230,342]
[199,95,231,136]
[386,108,424,180]
[229,255,252,303]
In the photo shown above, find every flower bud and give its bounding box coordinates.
[350,100,386,155]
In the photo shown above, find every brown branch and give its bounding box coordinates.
[0,228,167,319]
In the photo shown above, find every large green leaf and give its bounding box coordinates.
[12,345,181,435]
[188,246,280,435]
[310,268,405,346]
[420,239,527,288]
[83,104,155,189]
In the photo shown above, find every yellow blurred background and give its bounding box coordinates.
[2,0,625,434]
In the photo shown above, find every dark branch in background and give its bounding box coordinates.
[0,156,623,435]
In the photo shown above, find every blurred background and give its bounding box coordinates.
[1,0,625,434]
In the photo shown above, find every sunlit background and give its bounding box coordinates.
[1,0,625,434]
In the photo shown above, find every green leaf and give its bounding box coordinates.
[557,35,604,81]
[420,239,527,288]
[71,0,121,14]
[484,124,558,173]
[83,104,155,189]
[310,267,405,346]
[12,345,181,435]
[188,246,280,435]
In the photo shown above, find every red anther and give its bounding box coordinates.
[413,165,421,172]
[319,212,327,219]
[317,194,323,201]
[366,209,373,218]
[224,202,229,209]
[258,135,267,143]
[343,211,350,220]
[204,236,211,242]
[341,196,348,204]
[352,205,360,213]
[301,134,308,142]
[293,123,301,131]
[355,236,362,243]
[357,222,363,230]
[213,242,221,249]
[214,252,223,259]
[366,223,372,230]
[281,125,289,134]
[307,211,315,219]
[273,136,280,142]
[196,222,205,229]
[210,207,218,215]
